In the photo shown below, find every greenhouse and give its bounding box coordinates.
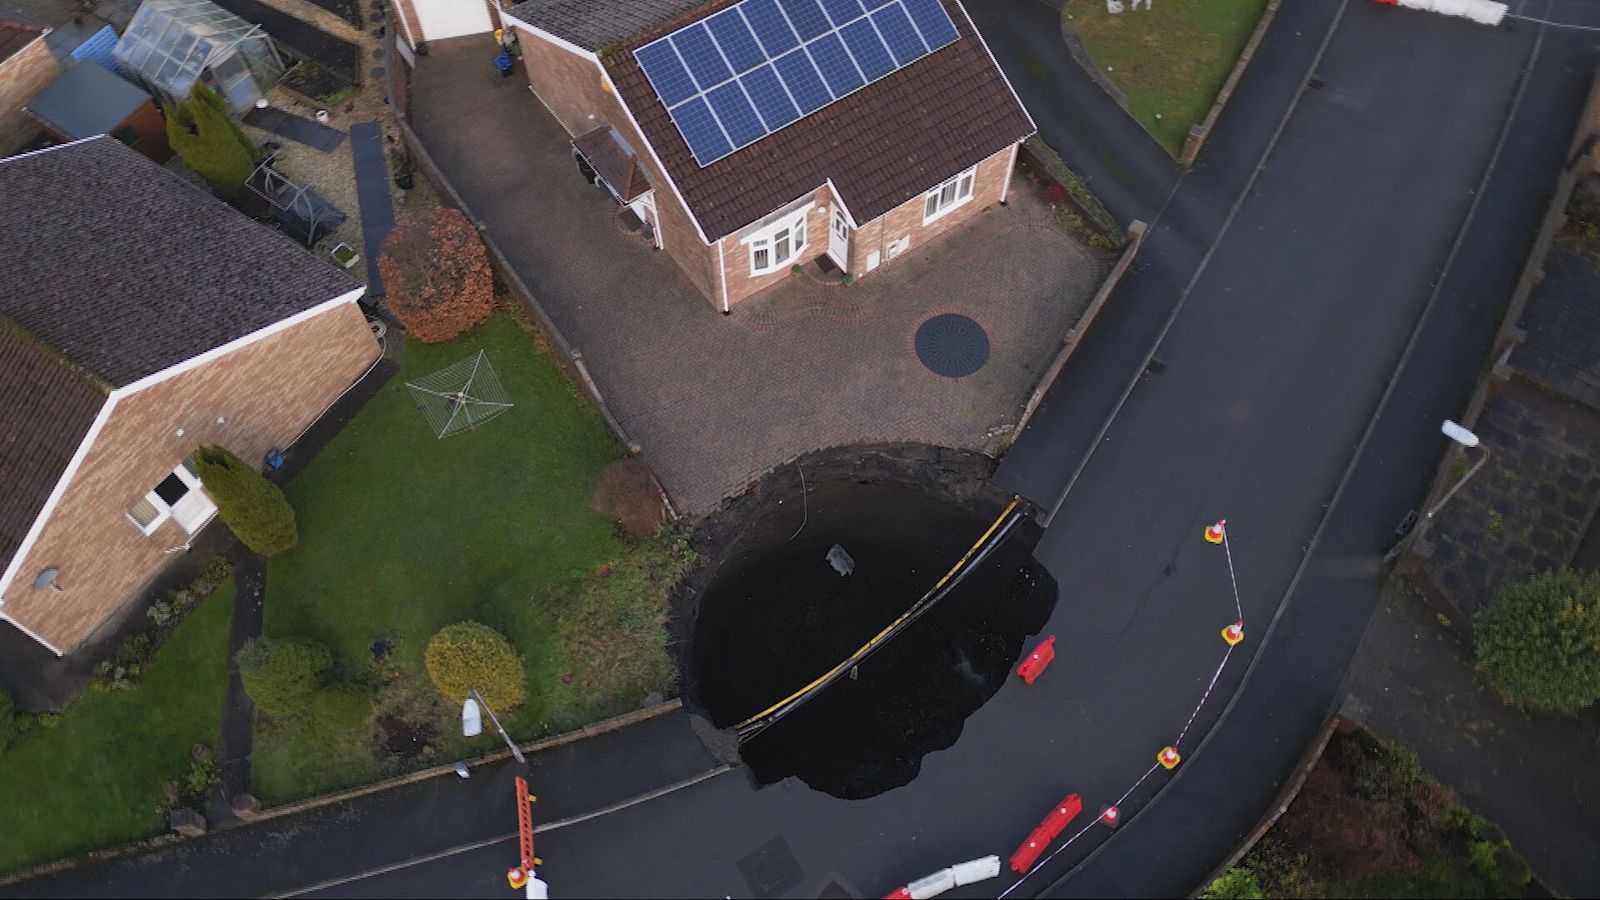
[113,0,285,116]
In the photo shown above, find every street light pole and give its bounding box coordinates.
[1386,419,1489,565]
[462,689,526,765]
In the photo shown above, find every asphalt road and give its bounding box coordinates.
[7,4,1590,899]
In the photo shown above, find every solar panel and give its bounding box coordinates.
[636,0,961,166]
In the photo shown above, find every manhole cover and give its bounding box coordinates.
[915,314,989,377]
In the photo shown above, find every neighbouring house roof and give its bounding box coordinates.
[0,18,43,66]
[0,137,361,388]
[26,62,153,140]
[0,320,108,581]
[508,0,1033,241]
[572,125,652,202]
[506,0,706,51]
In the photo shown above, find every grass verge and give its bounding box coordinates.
[1065,0,1269,156]
[0,581,234,874]
[253,311,689,804]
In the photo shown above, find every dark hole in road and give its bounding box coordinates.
[689,477,1056,799]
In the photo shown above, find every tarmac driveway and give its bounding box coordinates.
[407,36,1104,515]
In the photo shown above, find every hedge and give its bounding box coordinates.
[1475,569,1600,713]
[237,637,332,719]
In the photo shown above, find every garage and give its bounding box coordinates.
[403,0,494,43]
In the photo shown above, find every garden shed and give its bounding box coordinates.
[26,62,172,162]
[113,0,285,116]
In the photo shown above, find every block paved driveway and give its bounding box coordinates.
[408,36,1104,515]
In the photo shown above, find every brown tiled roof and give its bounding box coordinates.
[0,20,43,66]
[573,125,652,202]
[0,137,361,387]
[506,0,706,51]
[0,320,107,580]
[601,0,1033,240]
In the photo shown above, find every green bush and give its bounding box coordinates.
[1474,569,1600,713]
[237,637,332,718]
[1202,868,1265,900]
[195,445,298,556]
[309,683,373,733]
[424,621,525,711]
[0,687,16,749]
[165,83,257,200]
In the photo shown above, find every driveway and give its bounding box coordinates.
[407,36,1105,516]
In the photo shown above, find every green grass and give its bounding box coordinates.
[1066,0,1270,156]
[0,583,234,874]
[252,312,687,804]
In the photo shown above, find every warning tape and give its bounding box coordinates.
[736,496,1026,739]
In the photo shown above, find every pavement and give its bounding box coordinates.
[7,3,1595,899]
[407,37,1106,515]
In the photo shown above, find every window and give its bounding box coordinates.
[923,166,977,223]
[126,460,209,536]
[745,206,810,276]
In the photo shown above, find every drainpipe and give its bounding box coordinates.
[717,239,730,314]
[1000,143,1018,206]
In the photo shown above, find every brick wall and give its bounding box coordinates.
[715,143,1018,308]
[2,301,378,653]
[0,34,62,158]
[512,25,719,302]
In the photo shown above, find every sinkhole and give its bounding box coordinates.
[687,476,1057,800]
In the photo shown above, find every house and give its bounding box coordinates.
[500,0,1035,311]
[0,13,62,157]
[0,137,380,656]
[26,61,173,162]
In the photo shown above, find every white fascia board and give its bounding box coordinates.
[0,134,104,166]
[739,200,815,244]
[116,287,366,396]
[500,13,601,61]
[953,0,1038,137]
[0,610,66,657]
[0,395,116,609]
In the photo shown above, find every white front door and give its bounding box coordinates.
[410,0,494,41]
[827,208,849,268]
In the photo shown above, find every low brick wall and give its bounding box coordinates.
[1180,0,1281,168]
[1014,219,1148,436]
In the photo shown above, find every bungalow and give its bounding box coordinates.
[0,137,380,655]
[500,0,1035,311]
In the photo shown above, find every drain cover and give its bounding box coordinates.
[915,314,990,377]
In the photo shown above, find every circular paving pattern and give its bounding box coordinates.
[914,314,990,378]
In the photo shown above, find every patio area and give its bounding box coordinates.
[407,35,1107,515]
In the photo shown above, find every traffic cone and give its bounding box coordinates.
[1158,746,1181,769]
[1204,519,1226,544]
[1221,621,1244,646]
[1100,805,1120,827]
[507,867,529,890]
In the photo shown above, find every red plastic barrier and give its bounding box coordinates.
[1009,793,1082,873]
[1016,635,1057,685]
[883,889,912,900]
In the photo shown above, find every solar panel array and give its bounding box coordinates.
[634,0,961,167]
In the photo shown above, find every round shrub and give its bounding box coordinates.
[194,445,297,557]
[425,621,525,711]
[378,208,496,343]
[1202,869,1265,900]
[1474,569,1600,713]
[309,683,373,733]
[237,637,332,718]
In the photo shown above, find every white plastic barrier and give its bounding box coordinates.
[893,856,1003,900]
[1393,0,1506,26]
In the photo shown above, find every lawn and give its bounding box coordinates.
[0,581,234,874]
[1065,0,1270,156]
[253,311,688,804]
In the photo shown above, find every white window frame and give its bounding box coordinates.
[126,460,205,536]
[743,205,811,276]
[922,166,977,224]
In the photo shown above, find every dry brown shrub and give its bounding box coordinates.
[590,459,666,536]
[378,208,495,343]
